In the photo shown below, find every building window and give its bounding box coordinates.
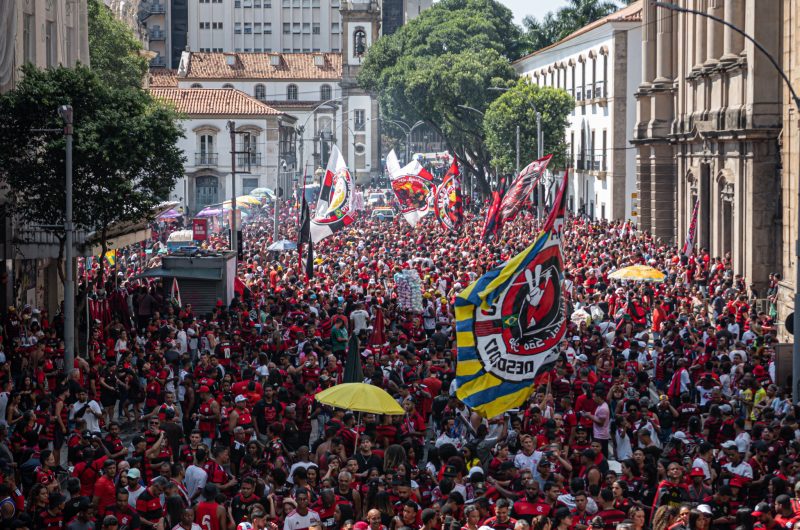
[191,83,203,88]
[234,22,242,34]
[312,0,320,5]
[287,84,298,100]
[353,28,367,57]
[243,0,252,6]
[282,0,289,5]
[212,22,223,29]
[312,22,320,34]
[601,130,607,171]
[222,83,234,89]
[244,22,252,34]
[302,0,310,6]
[320,84,331,101]
[302,23,310,34]
[23,14,35,64]
[254,22,261,33]
[255,84,266,101]
[234,0,241,5]
[331,23,340,33]
[242,177,259,196]
[264,23,272,34]
[283,23,290,34]
[45,21,55,67]
[354,143,366,155]
[354,109,365,131]
[292,23,300,33]
[196,175,219,208]
[254,0,262,5]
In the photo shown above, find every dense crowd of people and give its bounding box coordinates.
[0,189,794,530]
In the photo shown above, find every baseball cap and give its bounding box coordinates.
[235,394,247,403]
[720,440,738,450]
[199,385,211,393]
[672,431,688,443]
[102,515,119,527]
[752,502,772,517]
[576,354,589,363]
[697,505,712,516]
[720,404,733,414]
[689,467,705,478]
[127,468,141,479]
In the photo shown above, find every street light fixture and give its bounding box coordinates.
[382,118,425,163]
[297,97,342,181]
[653,1,800,403]
[58,105,75,374]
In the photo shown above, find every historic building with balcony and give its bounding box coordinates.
[148,74,298,215]
[513,2,642,221]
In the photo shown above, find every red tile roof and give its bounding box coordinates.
[184,52,342,80]
[148,68,178,87]
[149,88,282,116]
[514,1,642,63]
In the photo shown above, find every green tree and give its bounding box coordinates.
[0,65,185,281]
[484,78,574,174]
[521,0,626,54]
[88,0,149,90]
[359,0,521,194]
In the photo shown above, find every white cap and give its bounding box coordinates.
[235,394,247,403]
[672,431,688,442]
[721,440,737,449]
[576,354,589,363]
[468,466,484,478]
[697,505,712,515]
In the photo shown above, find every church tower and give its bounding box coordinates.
[339,0,381,185]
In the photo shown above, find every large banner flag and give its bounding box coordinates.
[434,159,463,232]
[499,155,552,224]
[456,169,570,418]
[387,149,436,228]
[310,145,356,243]
[682,198,699,257]
[481,177,507,243]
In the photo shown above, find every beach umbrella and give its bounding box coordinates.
[608,264,665,282]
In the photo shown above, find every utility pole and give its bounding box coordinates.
[275,160,286,242]
[515,125,520,175]
[228,121,238,258]
[536,111,543,218]
[59,105,74,374]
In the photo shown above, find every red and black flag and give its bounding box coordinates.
[481,176,508,243]
[498,155,552,224]
[434,158,463,232]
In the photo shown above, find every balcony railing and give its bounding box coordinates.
[195,153,219,166]
[149,3,166,14]
[149,30,166,40]
[150,56,166,68]
[237,153,262,167]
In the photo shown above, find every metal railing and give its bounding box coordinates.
[237,153,262,167]
[149,30,166,40]
[150,56,166,68]
[149,3,166,13]
[195,153,219,166]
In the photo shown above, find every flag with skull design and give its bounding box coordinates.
[454,169,569,418]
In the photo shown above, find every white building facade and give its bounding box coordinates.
[187,0,430,54]
[149,86,298,216]
[513,2,642,222]
[174,48,379,183]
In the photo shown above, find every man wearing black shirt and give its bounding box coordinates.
[354,435,382,474]
[230,477,264,523]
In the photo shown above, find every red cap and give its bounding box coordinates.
[730,476,748,488]
[689,467,705,478]
[198,386,211,393]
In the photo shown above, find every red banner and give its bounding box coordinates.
[192,218,208,241]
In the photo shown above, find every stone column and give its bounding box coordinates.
[651,143,677,242]
[694,0,707,70]
[637,147,652,231]
[654,1,674,84]
[706,0,724,66]
[721,0,745,62]
[641,0,656,86]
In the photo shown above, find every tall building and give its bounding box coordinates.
[185,0,429,54]
[634,0,782,290]
[513,2,642,221]
[137,0,187,69]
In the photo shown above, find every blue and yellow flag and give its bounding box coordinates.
[455,169,570,418]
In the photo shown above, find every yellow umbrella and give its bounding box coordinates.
[237,195,263,206]
[608,264,665,282]
[315,383,405,415]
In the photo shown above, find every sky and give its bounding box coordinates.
[499,0,571,26]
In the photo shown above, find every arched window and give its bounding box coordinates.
[254,84,266,101]
[320,84,331,101]
[287,84,298,100]
[353,27,367,57]
[222,83,234,89]
[191,83,203,88]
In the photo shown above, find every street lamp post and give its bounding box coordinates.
[382,119,425,164]
[59,105,75,374]
[297,98,342,183]
[654,1,800,402]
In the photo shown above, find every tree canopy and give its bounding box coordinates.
[359,0,522,193]
[521,0,632,54]
[88,0,149,90]
[0,65,185,270]
[483,78,574,174]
